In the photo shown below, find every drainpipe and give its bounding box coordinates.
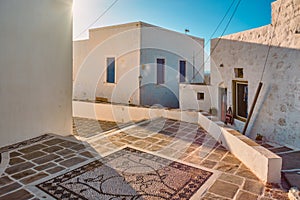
[242,82,263,135]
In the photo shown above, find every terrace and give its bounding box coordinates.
[0,117,291,199]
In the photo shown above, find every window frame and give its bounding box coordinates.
[106,57,116,84]
[232,80,248,122]
[197,92,205,100]
[156,58,165,84]
[179,60,186,83]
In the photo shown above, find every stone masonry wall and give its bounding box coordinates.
[210,0,300,148]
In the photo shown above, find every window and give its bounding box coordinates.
[179,60,186,82]
[233,81,248,121]
[106,57,115,83]
[234,68,244,78]
[197,92,204,100]
[157,58,165,84]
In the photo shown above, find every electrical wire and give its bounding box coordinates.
[191,0,242,81]
[260,0,283,82]
[74,0,119,40]
[204,0,237,48]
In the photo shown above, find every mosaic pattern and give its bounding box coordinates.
[0,134,53,153]
[37,147,213,200]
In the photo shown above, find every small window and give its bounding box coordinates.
[234,68,243,78]
[106,57,115,83]
[179,60,186,82]
[197,92,204,100]
[157,58,165,84]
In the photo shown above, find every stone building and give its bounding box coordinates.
[209,0,300,148]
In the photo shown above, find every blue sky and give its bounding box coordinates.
[73,0,276,71]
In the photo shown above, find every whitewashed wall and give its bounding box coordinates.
[73,23,141,105]
[0,0,73,147]
[140,26,204,108]
[179,84,214,112]
[73,22,205,108]
[210,0,300,148]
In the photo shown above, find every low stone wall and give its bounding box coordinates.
[73,101,282,183]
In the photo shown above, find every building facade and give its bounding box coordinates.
[206,0,300,148]
[73,22,204,108]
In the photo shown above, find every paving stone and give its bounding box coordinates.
[42,146,63,153]
[46,166,65,174]
[144,137,159,143]
[56,149,75,156]
[201,159,217,169]
[207,153,224,161]
[147,145,163,151]
[32,154,60,165]
[5,162,35,174]
[80,151,96,158]
[59,157,87,167]
[0,176,13,187]
[158,148,177,157]
[62,154,76,159]
[236,190,258,200]
[156,140,172,146]
[0,182,22,195]
[201,192,230,200]
[184,154,203,165]
[19,144,48,154]
[110,141,126,147]
[208,180,239,199]
[71,144,86,151]
[221,153,241,165]
[10,151,22,157]
[43,138,66,146]
[95,146,112,154]
[260,197,273,200]
[0,189,33,200]
[20,172,48,184]
[54,158,64,163]
[214,162,239,173]
[59,140,79,148]
[12,169,36,180]
[132,141,151,149]
[34,162,56,171]
[182,146,196,154]
[243,179,264,195]
[123,135,140,142]
[21,151,46,160]
[105,142,123,149]
[9,157,25,165]
[236,169,259,181]
[219,173,244,186]
[213,147,228,156]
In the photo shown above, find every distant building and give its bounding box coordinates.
[73,22,204,108]
[180,0,300,148]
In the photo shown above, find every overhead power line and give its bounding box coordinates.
[191,0,242,81]
[74,0,119,40]
[260,0,284,82]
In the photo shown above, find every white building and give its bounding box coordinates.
[0,0,73,147]
[180,0,300,148]
[73,22,204,108]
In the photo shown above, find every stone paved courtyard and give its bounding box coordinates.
[0,117,290,199]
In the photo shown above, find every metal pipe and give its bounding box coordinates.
[242,82,263,135]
